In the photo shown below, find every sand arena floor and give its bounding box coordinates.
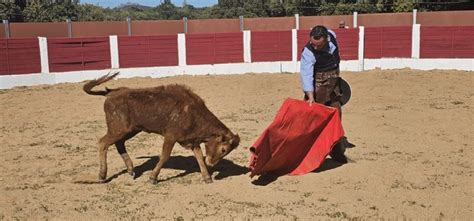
[0,69,472,220]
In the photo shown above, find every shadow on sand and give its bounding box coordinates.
[105,138,356,185]
[250,158,347,186]
[105,155,249,183]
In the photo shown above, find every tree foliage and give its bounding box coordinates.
[0,0,470,22]
[0,2,23,21]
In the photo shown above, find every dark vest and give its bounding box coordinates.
[305,32,341,72]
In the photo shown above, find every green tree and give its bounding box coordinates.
[50,1,79,21]
[294,1,320,16]
[282,1,298,16]
[156,1,182,19]
[22,1,52,22]
[392,0,415,12]
[0,2,23,21]
[266,2,286,17]
[78,4,106,21]
[213,0,268,18]
[319,3,337,15]
[241,0,268,17]
[21,1,79,22]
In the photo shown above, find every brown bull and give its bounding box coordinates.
[83,72,240,184]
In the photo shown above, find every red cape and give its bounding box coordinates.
[249,98,344,177]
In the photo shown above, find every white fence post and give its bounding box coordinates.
[66,18,72,38]
[109,35,120,69]
[38,37,49,74]
[292,29,299,73]
[413,9,417,25]
[412,24,421,59]
[358,26,365,71]
[353,12,358,28]
[183,17,188,34]
[3,20,10,38]
[243,30,251,63]
[295,14,299,30]
[292,29,298,62]
[178,33,187,66]
[127,17,132,36]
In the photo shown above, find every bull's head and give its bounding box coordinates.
[204,133,240,167]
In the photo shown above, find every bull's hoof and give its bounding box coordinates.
[148,178,158,185]
[98,174,107,183]
[128,171,135,177]
[204,178,213,184]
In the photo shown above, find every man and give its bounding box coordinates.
[339,21,349,29]
[300,25,348,163]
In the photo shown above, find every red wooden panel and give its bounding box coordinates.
[186,33,243,65]
[297,28,358,61]
[297,29,310,61]
[333,28,359,60]
[0,40,8,74]
[0,38,40,75]
[118,35,178,68]
[48,37,110,72]
[214,34,244,63]
[251,31,292,62]
[421,26,474,58]
[365,26,411,58]
[364,28,382,58]
[453,27,474,58]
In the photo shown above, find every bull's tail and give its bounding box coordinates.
[83,72,120,96]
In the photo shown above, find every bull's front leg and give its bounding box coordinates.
[149,136,175,184]
[192,146,212,183]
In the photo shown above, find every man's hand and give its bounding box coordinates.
[305,91,315,106]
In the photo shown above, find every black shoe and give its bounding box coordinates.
[330,141,347,164]
[342,136,356,148]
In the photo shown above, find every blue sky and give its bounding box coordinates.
[80,0,218,8]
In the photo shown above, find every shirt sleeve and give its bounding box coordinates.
[328,29,337,39]
[300,47,316,92]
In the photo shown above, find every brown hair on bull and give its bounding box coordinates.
[83,72,240,184]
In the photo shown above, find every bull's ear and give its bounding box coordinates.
[230,133,240,148]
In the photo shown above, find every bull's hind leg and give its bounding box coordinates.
[98,132,134,182]
[115,131,139,178]
[115,142,134,177]
[192,146,212,183]
[98,100,133,182]
[98,133,118,182]
[149,136,176,184]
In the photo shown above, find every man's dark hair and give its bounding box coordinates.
[310,25,329,40]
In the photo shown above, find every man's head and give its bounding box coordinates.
[309,25,329,50]
[339,21,346,28]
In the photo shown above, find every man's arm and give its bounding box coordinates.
[300,47,316,105]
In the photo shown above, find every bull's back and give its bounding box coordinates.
[112,85,206,133]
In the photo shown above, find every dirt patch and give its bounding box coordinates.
[0,69,472,220]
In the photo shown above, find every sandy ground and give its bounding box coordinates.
[0,69,472,220]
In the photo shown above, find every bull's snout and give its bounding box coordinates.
[205,157,217,167]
